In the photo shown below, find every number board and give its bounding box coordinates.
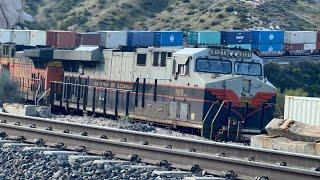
[209,47,252,59]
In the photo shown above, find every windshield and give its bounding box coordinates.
[196,58,232,74]
[234,62,262,76]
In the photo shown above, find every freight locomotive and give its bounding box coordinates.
[0,28,293,141]
[59,46,276,141]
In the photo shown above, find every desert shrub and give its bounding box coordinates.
[0,69,20,104]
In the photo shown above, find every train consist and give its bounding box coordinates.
[1,29,320,56]
[0,29,284,141]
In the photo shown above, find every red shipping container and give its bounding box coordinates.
[47,31,77,49]
[317,42,320,50]
[317,31,320,43]
[77,32,101,46]
[284,43,304,51]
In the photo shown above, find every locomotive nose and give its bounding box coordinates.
[206,76,276,107]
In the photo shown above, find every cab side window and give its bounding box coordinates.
[160,52,166,67]
[137,54,147,66]
[152,52,167,67]
[153,52,159,66]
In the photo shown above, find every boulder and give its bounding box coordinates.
[0,0,33,29]
[3,103,51,118]
[3,103,27,116]
[251,135,320,156]
[265,118,320,142]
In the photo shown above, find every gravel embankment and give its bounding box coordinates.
[0,143,198,180]
[52,115,205,140]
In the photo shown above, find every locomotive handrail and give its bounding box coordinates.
[36,88,51,106]
[210,100,232,140]
[201,100,220,137]
[34,78,42,104]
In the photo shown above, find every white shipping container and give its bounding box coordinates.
[29,30,47,46]
[284,96,320,126]
[12,30,30,45]
[303,43,316,51]
[284,31,317,44]
[0,29,12,43]
[99,31,127,49]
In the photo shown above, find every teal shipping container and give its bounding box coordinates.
[227,44,252,50]
[187,31,221,45]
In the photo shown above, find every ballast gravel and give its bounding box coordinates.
[0,144,192,180]
[52,115,205,140]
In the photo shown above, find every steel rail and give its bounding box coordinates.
[0,123,320,180]
[0,112,320,172]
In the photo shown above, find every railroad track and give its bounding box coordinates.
[0,141,209,179]
[0,112,319,180]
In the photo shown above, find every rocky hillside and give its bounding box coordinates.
[0,0,33,29]
[23,0,320,31]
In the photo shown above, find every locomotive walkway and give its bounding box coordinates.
[0,112,319,179]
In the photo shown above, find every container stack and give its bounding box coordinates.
[127,31,183,48]
[221,30,252,50]
[99,31,128,49]
[251,30,284,56]
[127,31,155,48]
[284,31,317,55]
[187,31,221,46]
[154,31,183,47]
[76,32,101,46]
[11,30,47,46]
[47,30,77,49]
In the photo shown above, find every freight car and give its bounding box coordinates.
[1,28,320,56]
[0,43,64,102]
[187,30,320,57]
[48,46,276,141]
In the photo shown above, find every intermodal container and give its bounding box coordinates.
[154,31,183,47]
[317,31,320,43]
[0,29,12,43]
[284,96,320,126]
[252,30,284,44]
[127,31,154,47]
[99,31,127,49]
[47,30,77,49]
[227,44,252,50]
[29,30,47,46]
[252,44,283,54]
[285,43,304,51]
[221,30,252,44]
[303,43,316,52]
[12,30,29,45]
[77,32,101,46]
[284,31,317,44]
[187,31,221,45]
[317,42,320,50]
[284,43,316,54]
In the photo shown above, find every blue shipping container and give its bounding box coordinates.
[221,31,252,44]
[127,31,154,47]
[252,30,284,44]
[154,31,183,47]
[252,43,283,53]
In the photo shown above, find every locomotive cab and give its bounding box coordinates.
[172,47,276,141]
